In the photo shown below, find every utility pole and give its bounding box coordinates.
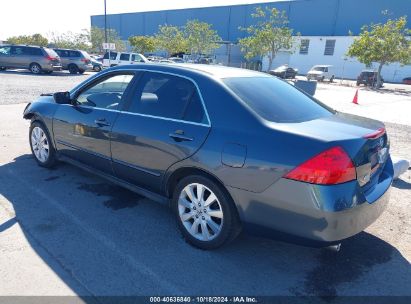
[104,0,108,43]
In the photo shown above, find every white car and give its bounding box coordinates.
[307,65,335,82]
[102,52,149,68]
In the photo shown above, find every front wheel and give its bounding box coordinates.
[172,175,241,250]
[93,65,102,72]
[29,121,57,168]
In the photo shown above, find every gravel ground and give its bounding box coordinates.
[0,70,91,105]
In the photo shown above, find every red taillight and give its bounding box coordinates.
[284,146,356,185]
[363,127,385,139]
[45,55,57,61]
[81,58,90,63]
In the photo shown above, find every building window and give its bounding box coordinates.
[324,39,336,56]
[299,39,310,55]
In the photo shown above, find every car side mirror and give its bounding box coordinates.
[53,91,72,105]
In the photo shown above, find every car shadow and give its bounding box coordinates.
[0,69,94,77]
[392,178,411,190]
[0,154,410,298]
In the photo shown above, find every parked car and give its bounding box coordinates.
[402,77,411,85]
[307,65,334,82]
[159,59,175,64]
[269,65,298,79]
[23,64,392,250]
[102,52,148,68]
[90,57,103,72]
[147,56,164,62]
[356,70,384,87]
[0,44,61,74]
[169,57,185,63]
[54,49,93,74]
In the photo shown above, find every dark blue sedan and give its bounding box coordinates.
[23,64,393,249]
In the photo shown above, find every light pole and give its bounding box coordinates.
[104,0,108,43]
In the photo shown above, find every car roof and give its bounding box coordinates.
[110,63,270,79]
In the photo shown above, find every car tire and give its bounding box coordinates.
[29,121,57,168]
[78,69,85,74]
[172,175,241,250]
[93,65,101,72]
[30,63,42,74]
[321,76,325,82]
[356,81,360,86]
[68,64,79,74]
[330,75,334,83]
[0,67,6,71]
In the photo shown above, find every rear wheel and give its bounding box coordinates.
[172,175,241,250]
[0,67,6,71]
[68,64,79,74]
[93,65,101,72]
[30,63,42,74]
[29,121,57,168]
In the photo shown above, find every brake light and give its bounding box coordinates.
[45,55,57,61]
[284,146,356,185]
[81,58,90,63]
[363,127,385,139]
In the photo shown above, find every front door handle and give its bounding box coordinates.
[169,131,193,142]
[94,118,110,127]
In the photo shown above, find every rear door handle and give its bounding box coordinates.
[169,131,193,142]
[94,118,110,127]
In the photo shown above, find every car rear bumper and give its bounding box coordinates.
[42,64,62,71]
[228,157,393,245]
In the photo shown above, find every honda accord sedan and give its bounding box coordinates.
[23,64,393,249]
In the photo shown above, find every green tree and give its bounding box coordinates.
[90,26,125,53]
[48,30,90,51]
[155,24,187,57]
[128,35,157,54]
[184,20,222,56]
[347,16,411,87]
[7,33,49,47]
[239,7,296,71]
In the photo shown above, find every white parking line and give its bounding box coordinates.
[6,167,183,295]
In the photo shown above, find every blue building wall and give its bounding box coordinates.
[91,0,411,41]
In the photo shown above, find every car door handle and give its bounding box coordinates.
[94,118,110,127]
[169,131,193,142]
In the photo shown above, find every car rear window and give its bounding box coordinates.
[223,77,333,123]
[44,48,58,57]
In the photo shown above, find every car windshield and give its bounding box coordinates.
[223,77,333,123]
[312,66,326,71]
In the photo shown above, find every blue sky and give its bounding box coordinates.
[0,0,279,40]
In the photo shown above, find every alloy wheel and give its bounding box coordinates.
[31,126,49,163]
[178,183,224,241]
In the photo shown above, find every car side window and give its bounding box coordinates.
[128,72,206,123]
[69,50,80,57]
[27,47,42,56]
[76,73,134,110]
[120,53,130,61]
[0,46,11,56]
[11,46,26,55]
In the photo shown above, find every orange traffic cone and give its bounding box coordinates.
[352,89,359,105]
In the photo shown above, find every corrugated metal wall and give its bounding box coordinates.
[90,0,411,41]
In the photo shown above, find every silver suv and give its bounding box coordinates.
[54,49,93,74]
[0,45,62,74]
